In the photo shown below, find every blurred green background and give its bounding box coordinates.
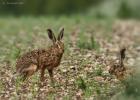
[0,0,140,19]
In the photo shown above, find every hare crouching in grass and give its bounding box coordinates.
[109,48,126,80]
[15,28,64,83]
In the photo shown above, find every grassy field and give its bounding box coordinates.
[0,16,140,99]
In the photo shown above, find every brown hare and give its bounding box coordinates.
[15,28,64,83]
[109,48,126,80]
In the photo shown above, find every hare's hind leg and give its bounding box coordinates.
[22,73,28,81]
[22,64,37,81]
[48,69,54,84]
[22,64,37,73]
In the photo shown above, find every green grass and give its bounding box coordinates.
[77,32,100,50]
[76,76,87,90]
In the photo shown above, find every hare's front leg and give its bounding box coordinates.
[48,69,54,84]
[40,67,46,81]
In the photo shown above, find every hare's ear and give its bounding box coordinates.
[57,28,64,41]
[120,48,126,60]
[47,29,56,43]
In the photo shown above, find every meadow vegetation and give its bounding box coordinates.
[0,16,140,99]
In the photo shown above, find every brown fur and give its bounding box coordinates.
[109,48,126,80]
[15,28,64,83]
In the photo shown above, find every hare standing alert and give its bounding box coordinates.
[15,28,64,83]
